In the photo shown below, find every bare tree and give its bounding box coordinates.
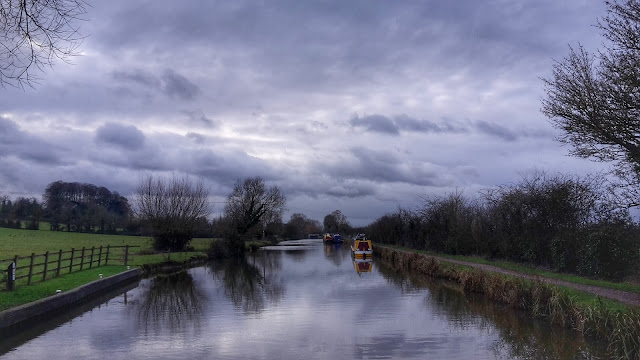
[323,209,350,234]
[135,174,210,251]
[224,177,286,236]
[541,0,640,205]
[0,0,87,88]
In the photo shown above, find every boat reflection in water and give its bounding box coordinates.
[353,258,373,275]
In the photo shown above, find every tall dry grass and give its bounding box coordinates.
[376,246,640,359]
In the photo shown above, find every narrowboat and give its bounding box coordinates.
[332,234,342,242]
[351,234,373,259]
[323,233,333,242]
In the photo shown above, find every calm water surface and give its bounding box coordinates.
[0,239,608,359]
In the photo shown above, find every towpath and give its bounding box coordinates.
[379,245,640,307]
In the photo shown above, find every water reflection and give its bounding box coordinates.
[324,242,345,267]
[352,258,373,275]
[134,271,205,332]
[209,252,285,314]
[1,242,612,360]
[376,261,609,359]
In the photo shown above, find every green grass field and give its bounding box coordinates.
[0,226,213,310]
[0,226,213,257]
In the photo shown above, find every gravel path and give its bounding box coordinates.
[384,246,640,307]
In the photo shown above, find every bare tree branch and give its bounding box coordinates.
[541,0,640,206]
[0,0,87,88]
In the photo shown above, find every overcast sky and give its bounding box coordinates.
[0,0,612,225]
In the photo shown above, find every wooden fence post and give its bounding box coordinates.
[27,253,35,285]
[69,248,75,273]
[98,246,103,267]
[89,246,95,269]
[7,261,15,291]
[124,245,129,266]
[56,249,63,277]
[105,245,110,265]
[13,255,18,278]
[42,251,49,281]
[80,247,85,271]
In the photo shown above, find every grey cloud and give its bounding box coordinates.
[0,117,22,145]
[351,114,469,135]
[191,150,279,187]
[350,115,399,135]
[162,69,200,101]
[0,117,67,165]
[20,147,62,165]
[111,68,200,101]
[328,147,449,187]
[326,184,375,198]
[475,120,518,141]
[0,0,611,227]
[395,115,468,134]
[182,110,216,128]
[186,132,207,144]
[95,123,146,150]
[112,69,161,89]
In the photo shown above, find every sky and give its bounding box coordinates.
[0,0,612,226]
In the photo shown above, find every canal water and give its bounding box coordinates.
[0,239,608,359]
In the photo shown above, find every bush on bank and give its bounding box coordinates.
[368,172,640,281]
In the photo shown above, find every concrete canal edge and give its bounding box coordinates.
[0,268,142,332]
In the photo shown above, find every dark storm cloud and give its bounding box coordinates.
[95,123,146,150]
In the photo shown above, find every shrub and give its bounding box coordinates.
[368,171,640,281]
[207,234,246,259]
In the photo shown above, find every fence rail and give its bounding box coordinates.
[0,245,139,291]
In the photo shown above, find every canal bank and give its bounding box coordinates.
[0,253,209,335]
[0,268,141,334]
[374,245,640,359]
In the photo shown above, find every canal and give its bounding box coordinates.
[0,239,609,359]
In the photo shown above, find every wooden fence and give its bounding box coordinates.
[0,245,139,291]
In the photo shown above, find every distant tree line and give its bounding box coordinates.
[0,195,42,229]
[44,181,132,233]
[367,171,640,281]
[0,180,133,233]
[2,177,359,259]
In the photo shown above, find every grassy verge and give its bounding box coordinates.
[245,240,273,251]
[379,244,640,294]
[376,246,640,359]
[0,266,127,311]
[0,227,213,311]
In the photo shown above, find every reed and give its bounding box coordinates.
[376,246,640,359]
